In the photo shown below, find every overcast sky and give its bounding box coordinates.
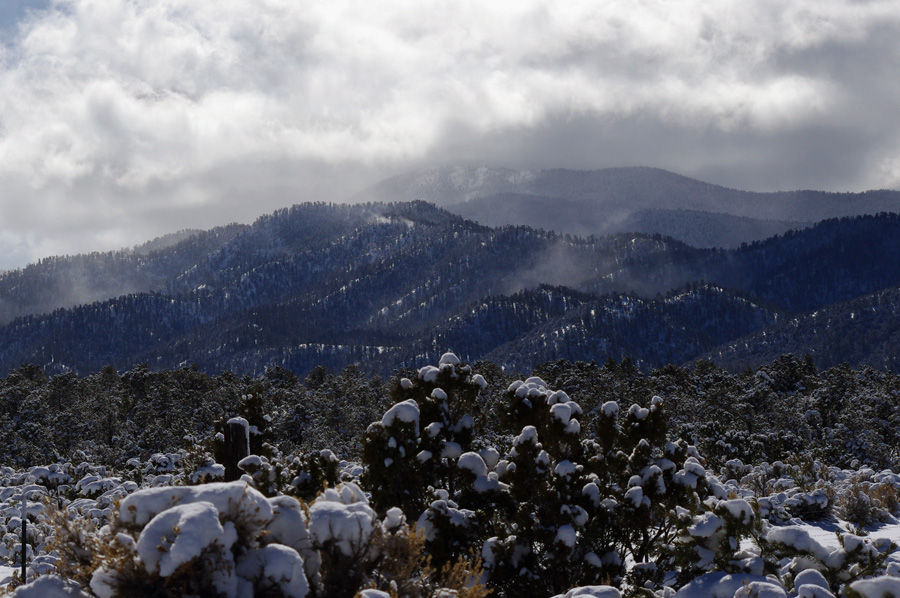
[0,0,899,269]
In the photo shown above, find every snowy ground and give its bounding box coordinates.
[798,519,900,549]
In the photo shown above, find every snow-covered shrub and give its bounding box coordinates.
[845,575,900,598]
[667,497,763,586]
[361,357,736,596]
[236,454,286,496]
[837,475,893,529]
[549,587,621,598]
[488,383,717,595]
[7,574,89,597]
[307,482,380,597]
[761,525,896,593]
[231,446,340,500]
[187,456,227,485]
[362,353,487,518]
[287,449,341,502]
[51,481,312,598]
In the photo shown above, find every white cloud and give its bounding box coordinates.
[0,0,897,267]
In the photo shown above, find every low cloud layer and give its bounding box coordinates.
[0,0,898,268]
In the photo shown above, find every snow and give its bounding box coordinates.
[118,481,273,529]
[847,576,900,597]
[455,414,475,431]
[441,442,462,459]
[555,460,577,477]
[601,401,619,417]
[417,499,476,541]
[137,501,237,577]
[265,496,312,553]
[795,585,835,598]
[765,526,843,568]
[720,498,754,524]
[381,399,420,435]
[688,513,724,538]
[628,404,649,421]
[307,483,376,557]
[238,455,264,468]
[550,402,576,424]
[236,544,308,598]
[509,377,553,398]
[9,576,88,597]
[682,457,705,477]
[0,566,16,587]
[480,447,500,468]
[383,507,405,530]
[793,569,829,590]
[438,352,460,366]
[190,462,226,484]
[624,486,646,508]
[418,365,440,382]
[793,569,834,597]
[514,425,539,446]
[458,452,488,477]
[732,581,788,598]
[674,573,787,598]
[555,524,577,548]
[551,586,621,598]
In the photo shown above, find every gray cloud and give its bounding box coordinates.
[0,0,898,269]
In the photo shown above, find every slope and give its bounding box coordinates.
[704,285,900,372]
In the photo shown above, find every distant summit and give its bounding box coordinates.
[356,166,900,248]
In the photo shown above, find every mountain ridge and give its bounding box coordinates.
[356,165,900,248]
[0,202,898,376]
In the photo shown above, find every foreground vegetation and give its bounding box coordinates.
[2,354,900,597]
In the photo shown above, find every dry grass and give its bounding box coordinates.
[364,524,491,598]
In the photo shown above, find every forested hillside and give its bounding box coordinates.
[1,204,900,377]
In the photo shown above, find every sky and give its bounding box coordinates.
[0,0,899,269]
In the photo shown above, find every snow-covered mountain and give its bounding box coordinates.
[356,166,900,248]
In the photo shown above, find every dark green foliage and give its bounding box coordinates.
[362,355,488,518]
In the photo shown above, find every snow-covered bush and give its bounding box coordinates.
[54,481,311,598]
[363,355,726,596]
[761,525,896,593]
[836,474,898,529]
[667,498,763,586]
[362,353,487,518]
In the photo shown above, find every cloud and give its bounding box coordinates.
[0,0,898,268]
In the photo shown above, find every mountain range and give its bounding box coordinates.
[358,166,900,248]
[1,167,899,377]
